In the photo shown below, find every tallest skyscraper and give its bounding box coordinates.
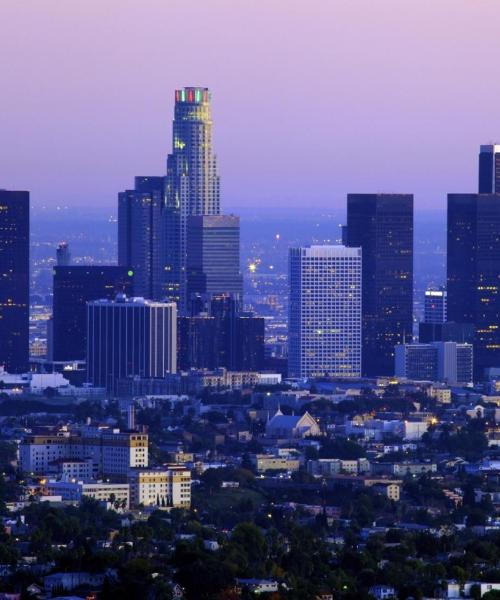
[119,87,240,312]
[167,87,220,216]
[165,87,221,307]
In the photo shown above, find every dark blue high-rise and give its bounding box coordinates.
[0,190,29,373]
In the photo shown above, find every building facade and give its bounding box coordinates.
[447,193,500,378]
[186,214,242,302]
[128,467,191,508]
[479,144,500,194]
[395,341,473,385]
[43,480,130,508]
[20,429,149,477]
[424,288,447,324]
[165,87,221,308]
[288,245,362,379]
[0,189,29,373]
[52,266,133,361]
[87,295,177,394]
[118,176,166,300]
[346,193,413,376]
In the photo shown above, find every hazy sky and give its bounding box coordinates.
[2,0,500,212]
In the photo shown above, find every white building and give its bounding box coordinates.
[43,480,130,508]
[446,581,500,598]
[128,467,191,509]
[20,429,148,476]
[48,458,94,480]
[288,245,362,379]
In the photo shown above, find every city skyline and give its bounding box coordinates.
[3,5,500,598]
[2,1,500,211]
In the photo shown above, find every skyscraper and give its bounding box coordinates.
[118,176,166,300]
[424,288,447,324]
[165,87,220,308]
[448,193,500,377]
[179,294,264,372]
[52,266,133,361]
[87,295,177,394]
[346,193,414,376]
[0,190,29,373]
[478,144,500,193]
[419,287,447,344]
[56,241,71,266]
[186,215,242,302]
[288,245,362,379]
[233,312,265,371]
[178,315,217,371]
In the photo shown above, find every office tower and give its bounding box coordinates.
[87,295,177,394]
[165,87,220,308]
[448,193,500,378]
[233,312,265,371]
[419,287,447,342]
[179,296,264,371]
[478,144,500,193]
[288,245,362,379]
[346,194,414,376]
[395,341,473,385]
[394,344,438,381]
[186,215,242,302]
[52,266,133,361]
[178,315,217,371]
[208,293,239,368]
[424,288,447,324]
[0,190,29,373]
[56,241,71,266]
[118,176,166,300]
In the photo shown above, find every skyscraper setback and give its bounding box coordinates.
[117,88,235,311]
[166,87,221,307]
[346,194,414,376]
[0,190,29,373]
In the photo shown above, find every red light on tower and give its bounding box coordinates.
[188,89,194,102]
[175,90,180,102]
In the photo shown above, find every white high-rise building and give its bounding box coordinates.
[288,245,362,378]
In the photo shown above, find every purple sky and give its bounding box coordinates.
[2,0,500,212]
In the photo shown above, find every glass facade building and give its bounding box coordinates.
[0,189,29,373]
[424,288,447,324]
[479,144,500,194]
[118,176,166,300]
[166,87,220,309]
[186,215,242,302]
[395,341,473,385]
[52,266,133,361]
[346,193,414,376]
[447,193,500,378]
[288,245,362,379]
